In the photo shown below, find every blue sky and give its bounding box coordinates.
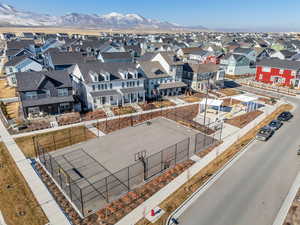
[2,0,300,30]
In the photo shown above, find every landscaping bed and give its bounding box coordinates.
[0,143,48,225]
[57,112,81,125]
[179,96,201,103]
[258,97,277,105]
[218,88,241,96]
[221,98,242,107]
[225,110,263,128]
[138,103,157,111]
[15,126,96,158]
[152,100,176,108]
[82,109,107,121]
[111,106,137,115]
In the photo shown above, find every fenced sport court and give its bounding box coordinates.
[37,117,222,217]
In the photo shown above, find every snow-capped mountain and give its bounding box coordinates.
[0,3,206,30]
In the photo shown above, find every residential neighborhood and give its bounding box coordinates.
[0,1,300,225]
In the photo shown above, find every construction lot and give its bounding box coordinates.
[0,143,48,225]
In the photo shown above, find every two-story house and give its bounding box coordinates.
[182,63,225,91]
[4,55,43,86]
[138,52,186,98]
[16,70,75,118]
[221,54,255,76]
[255,58,300,88]
[69,62,146,110]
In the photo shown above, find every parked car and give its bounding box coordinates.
[277,111,293,121]
[268,120,283,130]
[256,126,274,141]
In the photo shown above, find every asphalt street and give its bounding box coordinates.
[179,95,300,225]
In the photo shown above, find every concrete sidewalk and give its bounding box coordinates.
[0,120,71,225]
[12,101,200,139]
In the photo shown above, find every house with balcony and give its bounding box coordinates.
[16,70,75,118]
[255,58,300,88]
[69,62,146,110]
[183,63,225,91]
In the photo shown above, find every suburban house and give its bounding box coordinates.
[138,52,186,98]
[4,55,43,86]
[69,62,146,110]
[269,50,297,60]
[233,47,256,62]
[45,51,85,70]
[97,52,133,63]
[255,58,300,88]
[16,70,76,118]
[182,63,225,91]
[177,47,203,59]
[5,40,36,60]
[220,53,255,76]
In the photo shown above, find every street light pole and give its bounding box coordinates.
[203,76,210,127]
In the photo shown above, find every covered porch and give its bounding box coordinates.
[119,87,146,105]
[91,90,121,108]
[158,81,187,96]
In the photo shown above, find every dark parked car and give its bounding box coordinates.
[268,120,283,130]
[277,111,293,121]
[256,126,274,141]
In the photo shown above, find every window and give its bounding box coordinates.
[60,103,70,110]
[58,88,68,97]
[110,83,113,89]
[110,96,113,101]
[122,82,125,88]
[259,74,263,80]
[92,85,95,91]
[98,84,101,90]
[262,67,271,72]
[25,91,37,100]
[9,67,13,73]
[137,81,140,86]
[28,106,39,115]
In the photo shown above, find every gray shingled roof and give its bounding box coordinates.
[159,81,187,90]
[257,58,300,70]
[22,96,74,107]
[16,70,72,92]
[119,87,145,94]
[50,52,84,66]
[101,52,132,60]
[138,61,170,79]
[90,90,120,97]
[75,61,141,83]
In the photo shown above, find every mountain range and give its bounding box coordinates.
[0,3,207,30]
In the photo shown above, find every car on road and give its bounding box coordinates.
[256,126,274,141]
[268,120,283,130]
[277,111,293,121]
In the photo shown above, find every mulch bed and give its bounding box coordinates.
[222,98,242,107]
[111,106,137,115]
[225,110,263,128]
[57,112,81,126]
[82,109,107,121]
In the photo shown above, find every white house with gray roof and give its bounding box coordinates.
[69,62,146,110]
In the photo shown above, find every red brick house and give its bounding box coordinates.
[255,58,300,88]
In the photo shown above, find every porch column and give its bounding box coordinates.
[143,92,145,102]
[109,96,111,105]
[129,94,132,104]
[117,96,119,106]
[122,95,124,106]
[136,92,138,102]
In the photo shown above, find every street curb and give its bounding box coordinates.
[272,172,300,225]
[166,138,255,225]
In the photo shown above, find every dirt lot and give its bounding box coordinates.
[15,126,96,158]
[0,79,16,98]
[136,104,292,225]
[0,143,48,225]
[225,110,263,128]
[218,88,241,96]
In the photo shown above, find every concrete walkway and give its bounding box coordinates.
[12,101,200,139]
[0,211,7,225]
[85,123,105,137]
[0,120,71,225]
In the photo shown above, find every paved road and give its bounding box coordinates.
[179,96,300,225]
